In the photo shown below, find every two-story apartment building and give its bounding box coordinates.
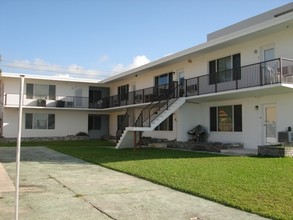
[1,3,293,149]
[0,75,110,139]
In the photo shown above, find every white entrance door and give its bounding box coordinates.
[261,45,275,84]
[263,105,277,144]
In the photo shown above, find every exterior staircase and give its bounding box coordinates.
[116,97,185,149]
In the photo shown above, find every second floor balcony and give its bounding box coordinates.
[3,58,293,110]
[185,58,293,96]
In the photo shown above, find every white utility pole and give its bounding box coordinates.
[15,75,25,220]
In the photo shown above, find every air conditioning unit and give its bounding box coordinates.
[278,132,293,142]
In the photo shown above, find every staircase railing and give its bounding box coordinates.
[135,81,180,127]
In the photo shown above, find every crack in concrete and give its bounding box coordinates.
[48,174,117,220]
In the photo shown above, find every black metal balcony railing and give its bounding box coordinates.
[185,58,293,97]
[102,82,177,108]
[3,94,97,108]
[4,58,293,109]
[106,57,293,108]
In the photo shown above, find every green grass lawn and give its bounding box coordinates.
[1,140,293,219]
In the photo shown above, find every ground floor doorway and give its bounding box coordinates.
[88,114,109,139]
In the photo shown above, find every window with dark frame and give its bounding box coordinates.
[26,83,56,100]
[154,72,173,97]
[154,72,173,87]
[155,114,173,131]
[88,115,101,130]
[118,84,129,101]
[210,105,242,132]
[209,53,241,84]
[25,113,55,130]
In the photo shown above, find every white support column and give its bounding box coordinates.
[15,75,25,220]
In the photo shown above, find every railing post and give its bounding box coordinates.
[141,112,143,127]
[176,82,178,98]
[236,68,238,90]
[259,63,263,86]
[279,58,283,83]
[185,79,188,97]
[197,77,200,96]
[149,109,151,127]
[215,74,218,93]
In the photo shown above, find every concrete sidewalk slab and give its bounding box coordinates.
[0,162,15,193]
[0,147,268,220]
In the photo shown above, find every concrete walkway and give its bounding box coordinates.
[0,147,268,220]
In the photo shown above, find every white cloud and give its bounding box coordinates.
[54,74,70,78]
[129,55,150,69]
[111,55,150,75]
[98,55,109,63]
[6,58,107,80]
[4,55,151,80]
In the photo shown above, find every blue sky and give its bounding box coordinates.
[0,0,292,79]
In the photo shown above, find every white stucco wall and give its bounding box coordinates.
[108,61,187,96]
[174,92,293,149]
[176,102,202,141]
[2,108,89,138]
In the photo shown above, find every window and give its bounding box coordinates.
[155,115,173,131]
[26,83,56,100]
[117,114,129,130]
[155,72,173,87]
[118,84,129,101]
[25,113,55,129]
[89,87,102,108]
[210,105,242,132]
[117,115,124,130]
[88,115,101,130]
[209,53,241,84]
[154,72,174,97]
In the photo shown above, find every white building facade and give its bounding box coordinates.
[1,3,293,149]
